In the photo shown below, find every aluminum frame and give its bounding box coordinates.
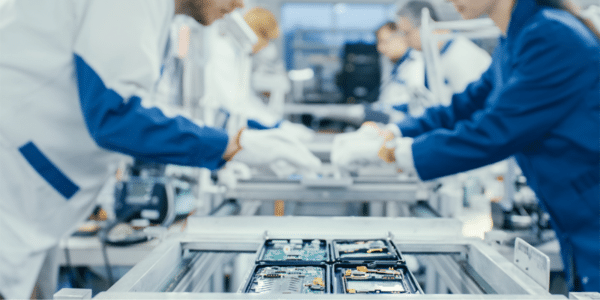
[96,217,561,299]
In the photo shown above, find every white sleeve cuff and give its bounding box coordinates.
[385,123,402,138]
[393,137,416,175]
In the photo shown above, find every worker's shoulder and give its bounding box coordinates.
[524,8,599,50]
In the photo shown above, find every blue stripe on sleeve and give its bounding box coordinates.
[247,119,282,130]
[74,54,228,170]
[19,142,80,199]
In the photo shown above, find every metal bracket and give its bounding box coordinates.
[569,292,600,299]
[514,237,550,291]
[54,288,92,300]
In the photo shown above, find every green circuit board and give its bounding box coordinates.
[335,240,398,261]
[341,266,413,294]
[247,266,326,294]
[262,239,327,262]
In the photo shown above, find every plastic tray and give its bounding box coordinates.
[242,264,331,294]
[332,262,422,294]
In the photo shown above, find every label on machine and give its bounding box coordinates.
[513,237,550,291]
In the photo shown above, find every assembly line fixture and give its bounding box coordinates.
[55,216,583,299]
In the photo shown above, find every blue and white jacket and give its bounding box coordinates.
[0,1,227,297]
[397,0,600,291]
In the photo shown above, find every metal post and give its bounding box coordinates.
[369,202,385,217]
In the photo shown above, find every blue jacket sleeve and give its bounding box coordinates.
[412,21,599,180]
[396,62,494,138]
[75,55,228,170]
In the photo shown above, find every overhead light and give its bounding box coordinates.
[288,68,314,81]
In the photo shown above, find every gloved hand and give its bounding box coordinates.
[278,121,316,142]
[230,128,322,171]
[331,122,394,168]
[217,161,252,190]
[384,136,417,176]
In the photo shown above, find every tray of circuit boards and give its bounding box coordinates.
[332,239,405,263]
[242,264,331,294]
[242,238,420,295]
[333,262,422,294]
[255,239,330,264]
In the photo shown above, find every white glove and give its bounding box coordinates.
[217,161,252,190]
[233,128,322,171]
[269,160,301,179]
[331,123,390,168]
[388,137,417,176]
[278,121,316,142]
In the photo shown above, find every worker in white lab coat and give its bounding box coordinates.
[374,22,426,109]
[0,1,321,298]
[245,7,315,141]
[205,7,313,141]
[397,0,492,102]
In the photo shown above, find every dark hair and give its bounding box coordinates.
[536,0,600,40]
[375,21,398,37]
[397,1,439,28]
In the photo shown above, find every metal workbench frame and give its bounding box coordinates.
[91,217,561,299]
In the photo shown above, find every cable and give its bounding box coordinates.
[63,241,86,288]
[101,242,115,285]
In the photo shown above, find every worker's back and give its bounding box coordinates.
[0,1,173,298]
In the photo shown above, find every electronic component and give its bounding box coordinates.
[258,239,329,263]
[334,263,422,294]
[245,265,328,294]
[333,239,402,262]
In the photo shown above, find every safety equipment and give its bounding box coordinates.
[217,161,252,190]
[0,1,230,298]
[233,129,322,171]
[277,121,316,142]
[386,137,416,175]
[394,0,600,291]
[330,122,394,168]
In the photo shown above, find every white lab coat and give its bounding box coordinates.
[204,21,281,129]
[152,14,212,124]
[377,49,426,106]
[582,5,600,32]
[251,44,291,116]
[252,44,290,95]
[439,36,492,97]
[0,1,192,298]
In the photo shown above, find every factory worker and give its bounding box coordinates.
[397,0,492,101]
[242,7,315,141]
[332,0,600,292]
[0,0,321,299]
[374,22,426,108]
[396,0,501,201]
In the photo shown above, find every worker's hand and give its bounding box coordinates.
[386,137,417,176]
[278,120,316,142]
[217,161,252,190]
[231,128,322,171]
[331,122,394,168]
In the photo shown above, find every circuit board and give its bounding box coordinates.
[261,239,328,262]
[334,240,399,261]
[247,265,327,294]
[339,265,419,294]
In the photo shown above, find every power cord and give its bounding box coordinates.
[100,242,115,285]
[63,241,86,288]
